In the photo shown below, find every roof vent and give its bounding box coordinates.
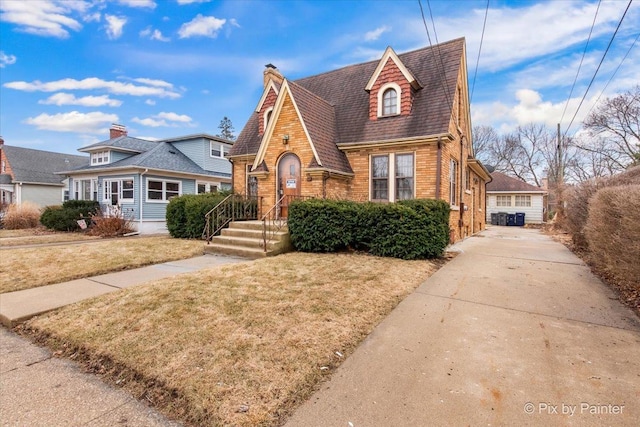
[168,150,176,154]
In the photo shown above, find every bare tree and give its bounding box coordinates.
[582,85,640,167]
[472,125,499,164]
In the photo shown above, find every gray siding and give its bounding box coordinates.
[21,184,62,207]
[141,175,195,220]
[98,174,140,221]
[110,151,134,163]
[172,139,206,169]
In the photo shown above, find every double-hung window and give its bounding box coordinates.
[147,179,181,202]
[197,182,219,194]
[91,151,109,165]
[450,159,458,206]
[515,195,531,207]
[496,195,511,207]
[210,142,225,158]
[371,153,415,202]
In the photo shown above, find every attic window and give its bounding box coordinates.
[91,151,110,165]
[264,108,273,132]
[377,82,401,117]
[210,141,225,158]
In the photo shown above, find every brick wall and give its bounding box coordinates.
[368,59,414,120]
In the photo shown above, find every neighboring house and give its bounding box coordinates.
[0,137,88,207]
[486,171,547,224]
[60,124,233,234]
[228,37,491,242]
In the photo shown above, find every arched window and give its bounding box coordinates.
[382,88,398,116]
[264,108,273,132]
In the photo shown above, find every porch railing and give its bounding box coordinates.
[203,194,261,243]
[261,195,310,251]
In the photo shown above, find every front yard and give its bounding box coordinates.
[0,236,204,293]
[22,252,447,426]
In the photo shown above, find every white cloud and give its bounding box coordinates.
[116,0,156,8]
[364,25,390,42]
[145,99,156,105]
[132,77,174,88]
[39,93,122,107]
[140,26,170,42]
[83,12,100,23]
[105,14,127,39]
[0,0,83,38]
[177,0,211,4]
[25,111,118,134]
[132,111,193,127]
[178,14,226,39]
[4,77,181,98]
[0,51,17,67]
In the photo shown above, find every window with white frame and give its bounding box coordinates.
[264,108,273,132]
[103,178,134,205]
[371,155,389,201]
[91,151,109,165]
[496,195,511,207]
[147,179,181,202]
[210,141,225,158]
[74,179,98,201]
[515,195,531,207]
[450,159,458,206]
[197,182,219,194]
[382,88,398,116]
[247,165,258,197]
[371,153,415,202]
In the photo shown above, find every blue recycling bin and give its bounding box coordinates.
[515,212,525,226]
[507,213,516,226]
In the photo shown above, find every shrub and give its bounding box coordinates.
[585,185,640,287]
[88,206,135,237]
[166,191,232,239]
[288,198,451,259]
[40,200,99,231]
[1,202,41,229]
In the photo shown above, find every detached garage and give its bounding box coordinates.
[486,171,547,224]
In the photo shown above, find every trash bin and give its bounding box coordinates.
[507,213,516,226]
[515,212,525,226]
[498,212,508,226]
[491,213,498,225]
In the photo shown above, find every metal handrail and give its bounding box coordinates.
[261,194,310,251]
[203,194,261,243]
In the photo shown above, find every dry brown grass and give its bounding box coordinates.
[1,202,41,229]
[0,236,203,293]
[23,252,445,426]
[0,228,99,246]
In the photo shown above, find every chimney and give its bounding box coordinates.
[0,136,4,146]
[110,123,127,139]
[263,63,284,88]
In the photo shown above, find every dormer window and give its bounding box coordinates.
[383,88,398,115]
[377,82,402,117]
[91,151,109,165]
[210,141,225,158]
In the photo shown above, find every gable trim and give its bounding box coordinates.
[337,133,454,151]
[365,46,421,91]
[252,80,322,171]
[255,80,280,113]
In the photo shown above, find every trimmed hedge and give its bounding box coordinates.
[166,191,232,239]
[288,198,450,260]
[40,200,100,231]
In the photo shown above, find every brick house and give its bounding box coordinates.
[227,38,490,242]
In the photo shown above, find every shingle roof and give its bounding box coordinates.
[1,145,88,185]
[68,141,231,178]
[79,136,158,153]
[487,171,546,192]
[230,38,464,173]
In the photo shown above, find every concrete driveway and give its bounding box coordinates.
[286,226,640,426]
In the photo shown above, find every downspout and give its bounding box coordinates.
[322,171,330,198]
[139,169,148,230]
[459,134,465,237]
[435,137,442,200]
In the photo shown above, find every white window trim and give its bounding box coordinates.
[377,82,402,117]
[210,141,225,158]
[196,181,219,194]
[496,195,512,207]
[515,195,532,207]
[146,178,182,203]
[369,152,415,202]
[91,150,110,165]
[73,177,99,201]
[263,107,274,132]
[102,177,135,205]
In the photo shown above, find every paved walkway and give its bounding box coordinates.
[286,226,640,426]
[1,253,246,426]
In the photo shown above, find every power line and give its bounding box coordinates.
[418,0,453,111]
[583,30,639,119]
[470,0,490,103]
[559,0,601,125]
[563,0,633,138]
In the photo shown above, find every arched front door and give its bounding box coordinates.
[277,153,301,218]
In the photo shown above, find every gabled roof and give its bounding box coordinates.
[65,141,230,178]
[487,171,546,193]
[230,37,465,167]
[78,136,158,154]
[1,145,88,185]
[364,46,422,91]
[255,80,281,113]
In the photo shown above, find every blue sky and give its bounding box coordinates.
[1,0,638,155]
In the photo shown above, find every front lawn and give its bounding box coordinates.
[0,227,99,246]
[0,236,204,293]
[23,252,447,426]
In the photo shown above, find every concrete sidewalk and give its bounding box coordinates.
[286,226,640,426]
[0,254,247,327]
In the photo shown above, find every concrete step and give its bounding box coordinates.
[203,243,269,259]
[228,220,288,233]
[220,227,289,240]
[212,235,279,250]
